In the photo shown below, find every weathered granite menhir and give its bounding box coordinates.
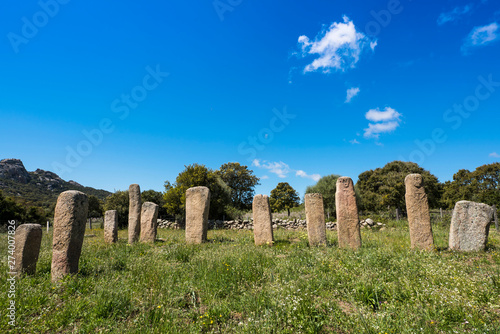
[336,177,361,249]
[449,201,494,252]
[51,190,88,282]
[305,193,327,246]
[185,186,210,244]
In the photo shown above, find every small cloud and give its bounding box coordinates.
[363,107,402,139]
[349,139,360,144]
[462,22,500,54]
[365,107,401,122]
[252,160,291,178]
[297,16,376,74]
[489,152,500,158]
[438,4,473,25]
[364,122,400,139]
[345,87,360,103]
[253,160,320,181]
[296,170,321,182]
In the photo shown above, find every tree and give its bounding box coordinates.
[0,190,26,225]
[142,189,167,218]
[104,190,129,228]
[356,161,443,212]
[163,164,232,219]
[24,206,47,225]
[442,163,500,209]
[305,174,340,217]
[0,190,50,226]
[88,195,104,218]
[269,182,300,216]
[216,162,260,210]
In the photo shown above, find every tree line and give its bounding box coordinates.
[2,161,498,227]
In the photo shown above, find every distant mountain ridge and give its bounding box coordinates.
[0,158,111,208]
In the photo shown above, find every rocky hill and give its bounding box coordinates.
[0,158,111,208]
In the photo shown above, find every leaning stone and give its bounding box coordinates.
[405,174,434,250]
[336,177,361,249]
[253,194,274,246]
[104,210,118,243]
[185,186,210,244]
[449,201,494,251]
[128,184,141,244]
[140,202,159,243]
[51,190,88,282]
[305,193,327,246]
[13,224,42,275]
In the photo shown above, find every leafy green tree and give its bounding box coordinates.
[163,164,232,219]
[0,190,26,224]
[305,174,340,217]
[216,162,260,210]
[142,189,167,218]
[104,190,129,228]
[88,195,104,218]
[356,161,443,212]
[269,182,300,216]
[24,206,47,225]
[442,163,500,209]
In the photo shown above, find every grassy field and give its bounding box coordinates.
[1,221,499,333]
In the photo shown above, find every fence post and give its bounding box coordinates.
[396,208,400,221]
[89,218,92,230]
[47,220,49,233]
[440,208,443,218]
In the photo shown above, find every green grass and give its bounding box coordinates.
[1,222,499,333]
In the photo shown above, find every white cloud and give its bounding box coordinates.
[349,139,360,144]
[252,159,320,181]
[345,87,360,103]
[462,22,500,54]
[260,175,269,180]
[296,170,321,182]
[252,160,291,178]
[297,16,376,74]
[363,107,402,139]
[438,5,473,25]
[364,122,400,139]
[489,152,500,158]
[365,107,401,122]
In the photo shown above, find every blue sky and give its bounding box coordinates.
[1,0,499,198]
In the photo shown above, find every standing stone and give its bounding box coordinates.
[185,187,210,244]
[405,174,434,250]
[128,184,141,244]
[336,177,361,249]
[13,224,42,275]
[51,191,88,282]
[104,210,118,244]
[449,201,494,251]
[252,194,274,246]
[305,193,327,246]
[140,202,159,243]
